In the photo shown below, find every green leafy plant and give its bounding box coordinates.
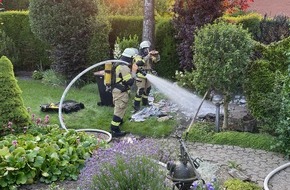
[115,34,139,56]
[32,70,43,80]
[0,125,102,189]
[223,179,262,190]
[193,20,254,129]
[91,156,169,190]
[29,0,100,81]
[0,56,31,136]
[41,69,66,87]
[0,29,19,64]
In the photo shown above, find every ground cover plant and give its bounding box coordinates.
[0,125,101,189]
[78,138,173,190]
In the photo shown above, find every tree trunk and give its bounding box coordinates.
[143,0,155,48]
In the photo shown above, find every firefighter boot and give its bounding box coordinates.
[110,126,126,137]
[142,97,149,106]
[133,98,141,112]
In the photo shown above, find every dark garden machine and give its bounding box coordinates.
[166,91,210,190]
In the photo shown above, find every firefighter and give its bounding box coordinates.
[133,40,160,111]
[110,48,138,137]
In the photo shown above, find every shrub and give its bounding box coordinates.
[41,69,66,87]
[78,138,173,190]
[86,2,111,66]
[244,38,290,133]
[254,15,290,45]
[0,11,50,71]
[117,34,139,51]
[29,0,100,81]
[0,125,100,189]
[32,70,43,80]
[108,15,143,55]
[273,57,290,157]
[0,56,31,136]
[223,179,262,190]
[155,18,179,79]
[0,29,19,64]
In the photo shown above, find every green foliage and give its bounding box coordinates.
[116,34,139,53]
[108,15,143,52]
[86,3,111,66]
[185,122,277,151]
[0,11,50,71]
[155,18,179,79]
[0,56,31,136]
[91,156,169,190]
[29,0,100,81]
[244,59,284,133]
[253,15,290,45]
[224,179,262,190]
[41,69,66,87]
[32,70,43,80]
[244,38,290,133]
[222,12,262,37]
[273,60,290,157]
[0,29,19,64]
[193,21,253,95]
[0,125,101,189]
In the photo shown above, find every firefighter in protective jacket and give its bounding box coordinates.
[110,48,138,137]
[133,40,160,111]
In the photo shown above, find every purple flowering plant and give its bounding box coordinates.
[190,177,221,190]
[78,137,173,190]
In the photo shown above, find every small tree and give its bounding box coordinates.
[0,56,31,136]
[29,0,100,81]
[193,21,253,130]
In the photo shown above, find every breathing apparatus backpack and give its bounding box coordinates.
[104,62,115,92]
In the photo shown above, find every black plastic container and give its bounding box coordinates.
[95,73,114,107]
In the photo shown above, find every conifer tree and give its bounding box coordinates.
[0,56,30,136]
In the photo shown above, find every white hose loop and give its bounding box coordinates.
[58,60,129,141]
[264,162,290,190]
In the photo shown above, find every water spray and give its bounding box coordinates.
[185,89,210,141]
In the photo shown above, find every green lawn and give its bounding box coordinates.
[18,78,279,152]
[18,78,176,138]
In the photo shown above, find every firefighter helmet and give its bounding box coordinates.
[139,41,151,49]
[122,48,138,58]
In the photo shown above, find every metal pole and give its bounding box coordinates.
[215,103,220,132]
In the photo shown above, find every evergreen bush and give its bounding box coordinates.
[0,56,31,136]
[0,29,19,64]
[155,18,179,79]
[0,11,50,71]
[29,0,100,81]
[273,53,290,157]
[108,15,143,54]
[245,37,290,133]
